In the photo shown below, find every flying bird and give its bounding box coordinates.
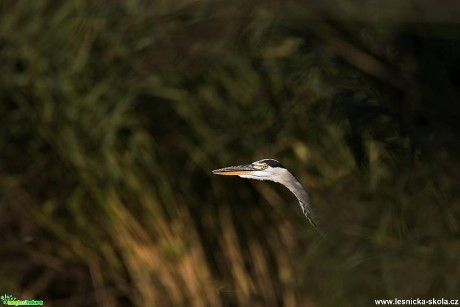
[212,159,323,236]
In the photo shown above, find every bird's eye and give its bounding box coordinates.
[255,163,268,170]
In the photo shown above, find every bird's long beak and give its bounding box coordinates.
[212,164,257,176]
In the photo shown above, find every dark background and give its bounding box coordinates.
[1,1,459,306]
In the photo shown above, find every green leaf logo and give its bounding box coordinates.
[1,294,16,305]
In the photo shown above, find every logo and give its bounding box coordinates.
[1,294,43,306]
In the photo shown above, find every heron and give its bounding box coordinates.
[212,159,324,236]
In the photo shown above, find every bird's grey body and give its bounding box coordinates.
[212,159,322,235]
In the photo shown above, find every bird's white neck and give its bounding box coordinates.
[268,168,312,207]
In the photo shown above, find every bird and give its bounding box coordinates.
[212,158,324,236]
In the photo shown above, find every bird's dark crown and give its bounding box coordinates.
[256,159,285,168]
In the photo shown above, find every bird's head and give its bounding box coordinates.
[212,159,287,183]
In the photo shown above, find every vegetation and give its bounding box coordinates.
[1,1,459,306]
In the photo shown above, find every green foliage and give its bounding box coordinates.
[1,0,459,306]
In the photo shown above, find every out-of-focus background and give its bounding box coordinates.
[1,0,459,306]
